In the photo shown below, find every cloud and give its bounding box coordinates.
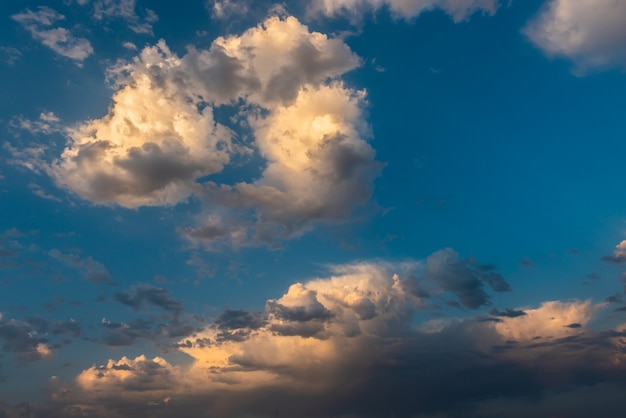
[0,46,22,65]
[0,316,80,362]
[43,15,378,244]
[602,239,626,263]
[524,0,626,73]
[490,307,527,318]
[49,40,234,208]
[114,284,184,316]
[11,6,93,63]
[49,248,114,284]
[308,0,500,22]
[11,112,62,135]
[425,248,510,309]
[48,260,626,417]
[493,300,600,342]
[201,83,380,244]
[93,0,159,35]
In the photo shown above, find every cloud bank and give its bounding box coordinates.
[37,255,626,417]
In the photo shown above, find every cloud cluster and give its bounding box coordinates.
[11,6,93,64]
[308,0,499,22]
[0,315,80,362]
[525,0,626,73]
[45,15,377,244]
[43,257,626,417]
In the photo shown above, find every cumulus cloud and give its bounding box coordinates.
[602,239,626,263]
[309,0,500,22]
[49,40,233,208]
[47,260,626,417]
[11,6,93,63]
[524,0,626,73]
[43,15,377,244]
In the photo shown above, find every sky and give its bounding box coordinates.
[1,0,626,417]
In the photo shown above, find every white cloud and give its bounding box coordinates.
[49,41,233,208]
[204,82,379,243]
[42,15,377,244]
[494,300,600,342]
[524,0,626,73]
[11,6,93,63]
[11,112,62,135]
[309,0,499,22]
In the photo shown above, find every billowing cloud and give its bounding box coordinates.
[11,6,93,63]
[309,0,499,22]
[44,15,377,244]
[45,259,626,417]
[524,0,626,73]
[202,82,379,243]
[49,40,234,208]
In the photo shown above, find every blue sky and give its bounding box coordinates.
[2,0,626,417]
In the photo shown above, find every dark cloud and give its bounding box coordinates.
[114,284,183,315]
[426,248,510,309]
[490,308,527,318]
[0,316,79,362]
[215,309,266,331]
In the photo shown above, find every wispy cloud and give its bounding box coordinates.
[11,6,93,64]
[93,0,159,35]
[308,0,500,22]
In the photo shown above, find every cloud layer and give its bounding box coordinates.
[38,255,626,417]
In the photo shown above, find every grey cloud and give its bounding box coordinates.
[49,249,114,284]
[114,285,184,315]
[426,248,510,309]
[93,0,159,35]
[308,0,500,23]
[11,6,93,63]
[216,309,266,331]
[490,308,527,318]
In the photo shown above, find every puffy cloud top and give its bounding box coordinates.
[525,0,626,73]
